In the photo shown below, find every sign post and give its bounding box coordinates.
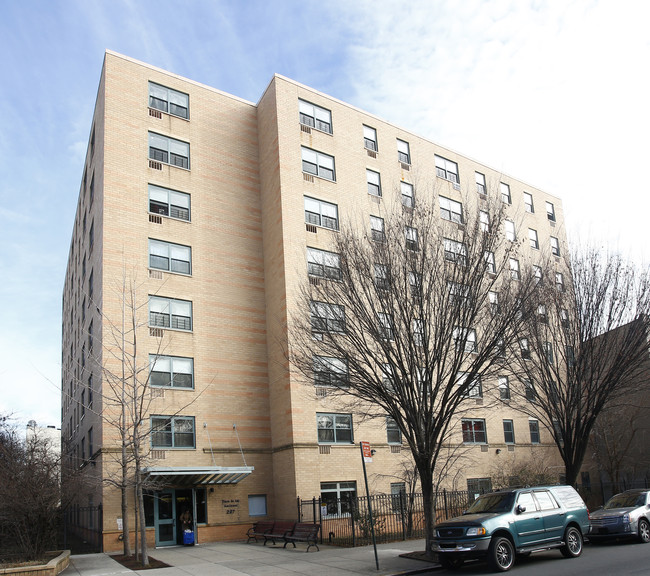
[359,441,379,570]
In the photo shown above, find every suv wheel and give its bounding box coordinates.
[560,526,583,558]
[638,518,650,543]
[488,536,515,572]
[439,555,464,570]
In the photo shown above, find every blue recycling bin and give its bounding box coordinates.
[183,529,195,545]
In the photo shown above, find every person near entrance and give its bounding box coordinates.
[180,508,194,545]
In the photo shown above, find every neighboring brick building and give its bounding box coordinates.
[61,51,566,551]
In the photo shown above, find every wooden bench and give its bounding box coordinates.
[283,522,321,552]
[246,520,274,543]
[263,520,296,546]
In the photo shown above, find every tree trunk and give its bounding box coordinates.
[416,461,435,557]
[121,453,131,556]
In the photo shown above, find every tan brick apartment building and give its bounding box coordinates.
[61,51,565,551]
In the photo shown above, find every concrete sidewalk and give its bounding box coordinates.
[61,539,439,576]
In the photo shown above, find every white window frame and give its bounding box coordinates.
[149,132,190,169]
[307,247,342,280]
[555,272,564,291]
[529,419,540,443]
[439,195,463,223]
[401,181,414,208]
[480,210,490,232]
[509,258,520,280]
[546,201,556,222]
[299,99,332,134]
[405,226,419,251]
[149,184,191,221]
[363,125,378,151]
[484,251,496,274]
[301,147,336,181]
[370,215,385,242]
[367,169,382,196]
[500,182,511,204]
[149,239,192,275]
[304,196,339,230]
[150,355,194,389]
[435,155,459,185]
[149,82,189,119]
[386,417,402,444]
[317,413,353,444]
[378,312,395,341]
[499,376,510,400]
[313,356,349,387]
[397,139,410,164]
[505,220,516,242]
[454,328,478,354]
[151,415,195,449]
[462,419,487,444]
[503,419,515,444]
[149,296,193,331]
[528,228,539,250]
[475,171,486,195]
[310,301,346,334]
[524,192,534,213]
[374,264,390,290]
[550,236,561,256]
[444,238,467,265]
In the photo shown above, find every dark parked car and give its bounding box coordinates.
[431,485,590,572]
[589,489,650,543]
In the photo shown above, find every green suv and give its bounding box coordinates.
[431,485,590,572]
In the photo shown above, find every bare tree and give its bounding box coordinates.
[290,190,535,553]
[509,246,650,485]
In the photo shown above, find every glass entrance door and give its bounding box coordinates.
[155,490,176,546]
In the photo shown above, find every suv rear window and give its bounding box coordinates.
[551,486,584,509]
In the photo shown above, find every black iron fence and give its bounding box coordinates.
[298,489,473,547]
[61,504,103,553]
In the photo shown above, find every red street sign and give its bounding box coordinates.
[361,441,372,463]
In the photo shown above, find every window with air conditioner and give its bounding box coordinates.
[304,196,339,230]
[301,147,336,181]
[397,139,410,164]
[149,239,192,275]
[149,132,190,169]
[149,82,189,119]
[435,155,459,184]
[149,184,190,221]
[363,125,378,151]
[299,99,332,133]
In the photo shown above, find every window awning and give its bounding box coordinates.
[142,466,254,486]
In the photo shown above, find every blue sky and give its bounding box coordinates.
[1,0,648,427]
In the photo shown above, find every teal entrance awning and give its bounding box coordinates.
[142,466,254,486]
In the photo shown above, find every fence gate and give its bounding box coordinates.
[62,504,103,553]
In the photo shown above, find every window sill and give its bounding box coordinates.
[149,158,191,172]
[148,267,192,278]
[148,106,190,123]
[299,122,333,137]
[148,211,191,224]
[302,170,336,184]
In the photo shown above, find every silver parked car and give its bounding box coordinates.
[590,489,650,543]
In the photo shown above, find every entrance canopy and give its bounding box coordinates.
[142,466,254,486]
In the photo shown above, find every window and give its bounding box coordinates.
[317,413,353,443]
[533,265,542,284]
[560,308,569,328]
[304,196,339,230]
[370,216,385,242]
[489,291,499,315]
[500,182,511,204]
[505,220,516,242]
[520,338,531,359]
[462,419,487,443]
[248,495,268,517]
[405,226,419,251]
[81,389,85,418]
[555,272,564,291]
[439,196,463,223]
[528,228,539,249]
[566,345,576,367]
[387,417,402,444]
[523,192,535,213]
[88,320,93,352]
[149,239,191,274]
[382,364,395,392]
[444,238,467,265]
[149,296,193,331]
[550,236,560,256]
[298,99,332,133]
[529,419,540,444]
[374,264,390,290]
[88,427,93,458]
[363,125,378,151]
[89,220,94,253]
[397,139,410,164]
[485,251,496,274]
[475,172,486,195]
[313,356,348,387]
[149,184,190,220]
[499,376,510,400]
[149,132,190,169]
[87,374,93,407]
[454,328,477,353]
[378,312,395,341]
[310,301,346,333]
[301,147,336,181]
[88,269,93,302]
[509,258,520,280]
[321,481,356,516]
[149,82,189,119]
[538,305,548,323]
[467,478,492,499]
[89,174,94,205]
[480,210,490,232]
[546,201,556,222]
[150,355,194,388]
[435,155,459,185]
[449,281,471,306]
[401,181,414,208]
[412,319,424,346]
[307,247,341,280]
[457,371,482,397]
[367,169,381,196]
[409,272,422,298]
[525,379,536,402]
[503,420,515,444]
[151,415,195,448]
